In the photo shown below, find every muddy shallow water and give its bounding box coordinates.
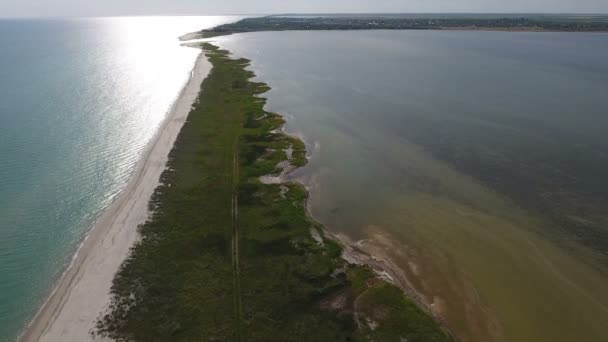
[216,30,608,341]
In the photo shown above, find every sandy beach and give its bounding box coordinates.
[21,48,210,342]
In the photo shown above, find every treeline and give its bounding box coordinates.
[202,15,608,36]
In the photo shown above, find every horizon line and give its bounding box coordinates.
[2,11,608,20]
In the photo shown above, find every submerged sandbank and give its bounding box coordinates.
[21,50,211,342]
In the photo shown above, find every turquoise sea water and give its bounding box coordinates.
[0,16,239,341]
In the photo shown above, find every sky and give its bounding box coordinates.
[1,0,607,18]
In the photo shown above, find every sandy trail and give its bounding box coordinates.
[21,49,210,342]
[231,136,243,340]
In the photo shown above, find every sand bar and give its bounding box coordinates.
[21,48,210,342]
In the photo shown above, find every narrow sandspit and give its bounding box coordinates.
[178,32,203,41]
[21,49,211,342]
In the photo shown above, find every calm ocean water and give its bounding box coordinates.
[0,16,239,341]
[216,31,608,341]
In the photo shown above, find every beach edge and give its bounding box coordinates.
[20,49,211,342]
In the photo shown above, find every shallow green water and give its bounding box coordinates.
[217,31,608,341]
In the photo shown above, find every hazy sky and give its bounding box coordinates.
[1,0,607,18]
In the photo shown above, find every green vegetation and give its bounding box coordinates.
[201,15,608,37]
[95,43,451,341]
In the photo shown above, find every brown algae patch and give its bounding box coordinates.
[296,132,608,342]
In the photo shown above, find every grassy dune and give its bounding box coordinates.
[95,44,451,341]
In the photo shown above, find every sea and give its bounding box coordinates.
[2,19,608,342]
[0,16,240,341]
[215,31,608,341]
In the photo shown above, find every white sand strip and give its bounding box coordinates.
[21,49,210,342]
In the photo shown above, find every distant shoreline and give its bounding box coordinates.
[20,49,212,342]
[199,15,608,37]
[196,27,608,40]
[198,26,608,40]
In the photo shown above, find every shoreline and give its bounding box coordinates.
[20,48,211,342]
[265,75,459,341]
[215,41,457,337]
[287,123,459,340]
[238,60,458,339]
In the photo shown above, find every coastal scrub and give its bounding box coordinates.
[95,43,451,341]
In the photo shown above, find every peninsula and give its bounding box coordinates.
[93,43,452,341]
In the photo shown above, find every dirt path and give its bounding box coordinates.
[352,282,381,330]
[231,137,243,340]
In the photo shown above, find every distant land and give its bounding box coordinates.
[200,14,608,37]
